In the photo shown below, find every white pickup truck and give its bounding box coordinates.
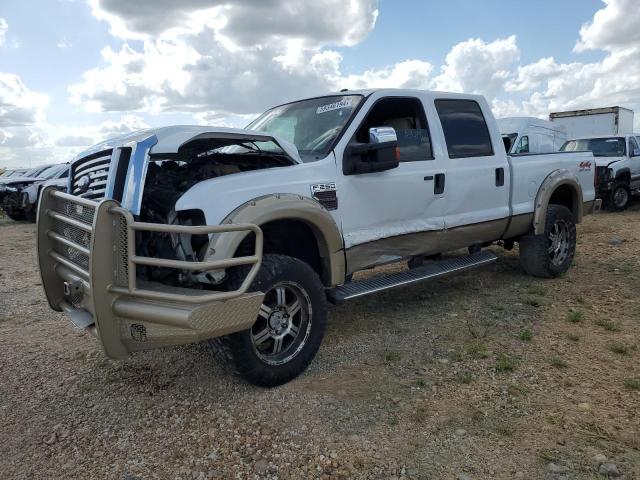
[37,89,598,386]
[561,134,640,210]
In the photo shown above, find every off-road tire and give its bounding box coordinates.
[5,207,25,221]
[607,181,630,211]
[519,204,576,278]
[210,254,327,387]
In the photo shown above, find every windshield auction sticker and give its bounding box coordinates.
[316,98,352,114]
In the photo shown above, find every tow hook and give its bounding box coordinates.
[63,279,83,298]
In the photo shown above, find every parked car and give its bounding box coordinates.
[0,163,68,220]
[498,117,567,154]
[550,106,634,139]
[37,89,598,386]
[20,165,70,222]
[560,134,640,210]
[0,169,28,178]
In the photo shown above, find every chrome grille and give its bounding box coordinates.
[71,150,113,200]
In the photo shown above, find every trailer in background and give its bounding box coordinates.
[549,106,634,139]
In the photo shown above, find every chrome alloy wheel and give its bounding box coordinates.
[548,219,570,267]
[251,282,312,366]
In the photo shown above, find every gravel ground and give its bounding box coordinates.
[1,203,639,480]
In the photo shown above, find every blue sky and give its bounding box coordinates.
[1,0,639,168]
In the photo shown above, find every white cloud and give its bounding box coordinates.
[69,0,379,115]
[56,37,72,49]
[0,73,49,127]
[575,0,640,52]
[0,18,7,47]
[338,59,433,90]
[431,36,520,101]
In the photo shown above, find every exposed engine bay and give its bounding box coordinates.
[136,138,296,288]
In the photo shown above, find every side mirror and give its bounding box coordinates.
[343,127,400,175]
[632,148,640,157]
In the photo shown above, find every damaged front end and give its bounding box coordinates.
[38,128,296,357]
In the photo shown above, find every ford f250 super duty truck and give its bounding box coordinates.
[561,134,640,210]
[37,89,599,387]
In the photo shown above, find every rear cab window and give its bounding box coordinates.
[434,99,494,158]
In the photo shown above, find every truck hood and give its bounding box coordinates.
[73,126,303,164]
[0,176,43,186]
[594,156,625,168]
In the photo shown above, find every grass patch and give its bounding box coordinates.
[566,333,580,342]
[413,378,427,388]
[550,356,568,369]
[524,297,542,307]
[519,329,533,342]
[467,342,490,359]
[595,319,621,332]
[608,342,630,355]
[623,379,640,391]
[507,383,529,396]
[527,285,547,296]
[384,350,402,362]
[566,310,583,323]
[494,354,516,372]
[456,372,474,384]
[575,295,586,305]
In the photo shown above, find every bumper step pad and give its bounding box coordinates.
[327,250,498,304]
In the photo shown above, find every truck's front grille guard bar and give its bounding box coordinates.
[45,190,263,305]
[107,206,263,303]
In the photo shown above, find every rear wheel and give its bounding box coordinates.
[211,254,326,387]
[519,204,576,278]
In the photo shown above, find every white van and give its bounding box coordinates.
[498,117,568,154]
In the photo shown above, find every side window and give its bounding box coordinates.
[354,97,433,162]
[60,168,69,178]
[514,136,530,154]
[434,99,494,158]
[629,137,638,156]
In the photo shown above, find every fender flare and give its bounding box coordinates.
[613,167,631,181]
[533,169,584,235]
[206,194,345,286]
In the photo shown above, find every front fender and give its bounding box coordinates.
[533,169,583,235]
[205,194,345,286]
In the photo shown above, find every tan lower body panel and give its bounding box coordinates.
[346,217,513,274]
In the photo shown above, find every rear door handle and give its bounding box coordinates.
[495,167,505,187]
[434,173,445,194]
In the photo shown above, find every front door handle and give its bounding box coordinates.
[434,173,445,194]
[495,167,505,187]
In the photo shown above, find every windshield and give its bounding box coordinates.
[38,164,65,179]
[247,95,363,160]
[561,137,626,157]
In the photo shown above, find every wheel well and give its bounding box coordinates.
[549,184,579,220]
[615,170,631,183]
[235,219,325,283]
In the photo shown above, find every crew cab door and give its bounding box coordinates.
[337,95,446,271]
[432,97,510,245]
[629,136,640,189]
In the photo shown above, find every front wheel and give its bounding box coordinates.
[607,181,630,211]
[211,254,327,387]
[519,204,576,278]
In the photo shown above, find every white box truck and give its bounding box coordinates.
[550,107,634,139]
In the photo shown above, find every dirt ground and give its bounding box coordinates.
[1,202,639,480]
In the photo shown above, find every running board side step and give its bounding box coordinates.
[327,251,498,304]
